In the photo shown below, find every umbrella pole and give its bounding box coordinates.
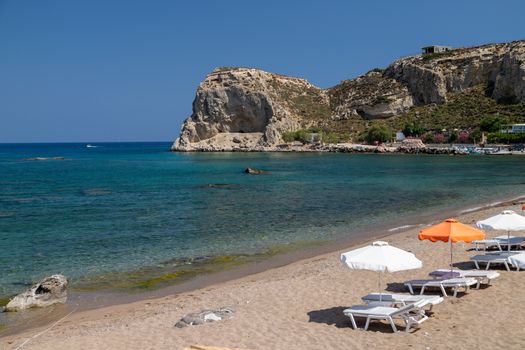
[450,239,453,273]
[508,230,511,252]
[379,272,382,302]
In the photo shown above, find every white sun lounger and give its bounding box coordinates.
[507,253,525,271]
[472,239,503,251]
[472,236,525,251]
[428,269,500,287]
[404,277,478,297]
[470,254,513,271]
[343,300,428,332]
[361,293,444,311]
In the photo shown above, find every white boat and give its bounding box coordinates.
[86,144,98,148]
[488,149,512,155]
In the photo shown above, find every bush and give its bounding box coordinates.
[487,132,525,144]
[403,122,426,137]
[434,133,445,143]
[458,131,470,143]
[362,124,393,144]
[422,132,434,143]
[479,115,507,132]
[469,129,482,143]
[448,132,458,143]
[282,132,296,143]
[282,129,341,144]
[322,132,340,144]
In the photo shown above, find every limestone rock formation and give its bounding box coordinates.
[173,40,525,151]
[5,274,68,311]
[386,40,525,105]
[173,68,329,151]
[329,70,414,120]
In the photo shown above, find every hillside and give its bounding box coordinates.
[173,40,525,151]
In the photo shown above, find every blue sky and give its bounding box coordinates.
[0,0,523,142]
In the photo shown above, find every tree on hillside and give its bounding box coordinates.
[479,115,507,132]
[363,124,393,144]
[402,122,426,137]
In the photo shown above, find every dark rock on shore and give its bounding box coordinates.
[5,274,68,312]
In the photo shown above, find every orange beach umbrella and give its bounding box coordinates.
[419,218,485,269]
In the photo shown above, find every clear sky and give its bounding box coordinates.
[0,0,523,143]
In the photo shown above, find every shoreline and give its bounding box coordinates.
[2,192,525,342]
[171,142,525,155]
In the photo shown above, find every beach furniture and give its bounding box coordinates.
[340,241,422,302]
[507,253,525,271]
[472,239,503,251]
[361,293,443,311]
[428,269,500,287]
[470,253,515,271]
[418,219,485,273]
[404,277,478,297]
[343,300,428,332]
[472,236,525,251]
[477,211,525,252]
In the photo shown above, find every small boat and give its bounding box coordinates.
[488,148,512,155]
[86,144,98,148]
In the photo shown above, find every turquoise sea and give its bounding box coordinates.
[1,142,525,301]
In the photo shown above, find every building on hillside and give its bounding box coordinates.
[511,124,525,133]
[421,45,453,54]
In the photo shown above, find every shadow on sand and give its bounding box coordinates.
[307,306,417,333]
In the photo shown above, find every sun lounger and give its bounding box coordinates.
[472,239,503,251]
[404,277,478,297]
[470,254,513,271]
[428,269,500,287]
[343,300,428,332]
[507,253,525,271]
[472,236,525,251]
[361,293,443,311]
[494,235,525,249]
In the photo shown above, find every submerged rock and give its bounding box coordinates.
[206,184,237,189]
[5,274,68,312]
[244,167,270,174]
[175,307,235,328]
[23,157,65,161]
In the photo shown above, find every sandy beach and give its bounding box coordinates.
[2,202,525,350]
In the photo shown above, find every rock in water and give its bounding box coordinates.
[5,274,68,312]
[175,307,235,328]
[244,167,269,174]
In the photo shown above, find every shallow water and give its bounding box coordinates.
[1,142,525,298]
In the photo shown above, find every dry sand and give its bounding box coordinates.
[2,204,525,350]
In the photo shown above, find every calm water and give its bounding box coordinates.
[1,142,525,298]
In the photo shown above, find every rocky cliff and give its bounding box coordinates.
[172,40,525,151]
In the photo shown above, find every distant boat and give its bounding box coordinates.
[488,148,512,155]
[86,144,98,148]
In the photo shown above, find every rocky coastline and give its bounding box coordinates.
[172,40,525,153]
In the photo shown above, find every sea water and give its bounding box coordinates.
[1,142,525,299]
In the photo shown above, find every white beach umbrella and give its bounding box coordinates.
[340,241,422,300]
[476,210,525,251]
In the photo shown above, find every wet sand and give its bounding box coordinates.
[2,202,525,349]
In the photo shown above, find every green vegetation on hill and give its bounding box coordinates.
[298,84,525,144]
[375,84,525,142]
